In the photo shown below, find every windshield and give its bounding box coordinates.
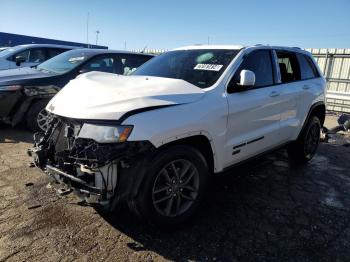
[133,49,240,88]
[37,50,90,74]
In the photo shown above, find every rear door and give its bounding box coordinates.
[296,53,322,126]
[275,50,303,141]
[224,49,284,166]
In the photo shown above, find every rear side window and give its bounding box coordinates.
[234,50,274,88]
[297,54,319,80]
[276,51,301,83]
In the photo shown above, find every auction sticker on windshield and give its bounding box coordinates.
[194,64,223,71]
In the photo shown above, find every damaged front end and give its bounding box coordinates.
[28,115,154,208]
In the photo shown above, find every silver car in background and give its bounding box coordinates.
[0,44,76,70]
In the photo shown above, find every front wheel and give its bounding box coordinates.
[134,145,210,227]
[288,116,321,164]
[26,100,51,132]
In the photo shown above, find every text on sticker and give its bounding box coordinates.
[194,64,223,71]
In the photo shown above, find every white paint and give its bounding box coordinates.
[48,45,326,173]
[47,73,205,120]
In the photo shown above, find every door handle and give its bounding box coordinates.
[269,91,280,97]
[303,85,310,90]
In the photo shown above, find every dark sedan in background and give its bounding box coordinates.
[0,49,153,131]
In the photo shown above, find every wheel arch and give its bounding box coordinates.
[156,134,216,174]
[117,135,216,210]
[11,95,52,126]
[298,101,326,139]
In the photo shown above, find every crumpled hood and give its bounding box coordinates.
[47,71,205,120]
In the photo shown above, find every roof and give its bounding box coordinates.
[68,48,154,56]
[12,44,79,49]
[172,44,311,55]
[173,45,245,51]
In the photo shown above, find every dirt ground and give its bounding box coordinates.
[0,115,350,262]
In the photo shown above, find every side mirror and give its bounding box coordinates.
[239,69,255,87]
[15,56,26,66]
[227,69,256,93]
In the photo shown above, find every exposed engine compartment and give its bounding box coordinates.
[28,115,154,207]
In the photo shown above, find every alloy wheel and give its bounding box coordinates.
[152,159,200,218]
[304,122,320,158]
[36,109,52,132]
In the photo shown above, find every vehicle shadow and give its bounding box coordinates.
[99,143,350,261]
[0,123,33,144]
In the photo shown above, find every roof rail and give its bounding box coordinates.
[292,47,301,49]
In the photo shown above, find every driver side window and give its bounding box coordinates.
[232,50,274,88]
[11,50,30,62]
[10,48,46,63]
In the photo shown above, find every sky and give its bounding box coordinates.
[1,0,350,50]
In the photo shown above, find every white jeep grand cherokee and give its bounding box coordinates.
[29,45,326,226]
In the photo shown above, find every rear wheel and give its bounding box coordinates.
[26,100,51,132]
[134,145,209,227]
[288,116,321,164]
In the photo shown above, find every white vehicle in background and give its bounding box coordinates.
[0,44,76,70]
[29,45,326,226]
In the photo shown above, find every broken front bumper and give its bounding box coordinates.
[46,165,103,196]
[28,116,155,207]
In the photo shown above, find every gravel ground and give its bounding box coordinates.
[0,115,350,262]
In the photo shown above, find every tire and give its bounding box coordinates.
[26,100,50,132]
[134,145,210,227]
[288,116,321,164]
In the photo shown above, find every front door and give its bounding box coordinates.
[224,49,284,167]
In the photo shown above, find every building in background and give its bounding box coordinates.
[0,32,107,49]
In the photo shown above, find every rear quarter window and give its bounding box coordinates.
[297,53,320,80]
